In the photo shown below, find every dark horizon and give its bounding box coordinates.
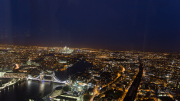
[1,0,180,52]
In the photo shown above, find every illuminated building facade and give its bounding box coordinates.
[61,46,74,54]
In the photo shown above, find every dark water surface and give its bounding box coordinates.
[0,60,92,101]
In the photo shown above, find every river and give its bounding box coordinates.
[0,60,92,101]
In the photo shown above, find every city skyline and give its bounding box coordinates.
[0,44,179,54]
[0,1,180,101]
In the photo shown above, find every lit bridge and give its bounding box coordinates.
[0,71,67,84]
[27,72,67,84]
[0,78,21,89]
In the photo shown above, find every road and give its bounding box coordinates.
[123,58,143,101]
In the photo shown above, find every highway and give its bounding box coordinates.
[124,58,143,101]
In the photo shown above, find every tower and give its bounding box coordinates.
[40,73,44,81]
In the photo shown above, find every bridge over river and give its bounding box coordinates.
[0,71,67,90]
[0,60,92,101]
[28,71,67,84]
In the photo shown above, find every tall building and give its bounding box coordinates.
[61,46,74,54]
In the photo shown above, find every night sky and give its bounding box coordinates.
[0,0,180,52]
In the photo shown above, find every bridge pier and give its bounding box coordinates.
[40,73,44,81]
